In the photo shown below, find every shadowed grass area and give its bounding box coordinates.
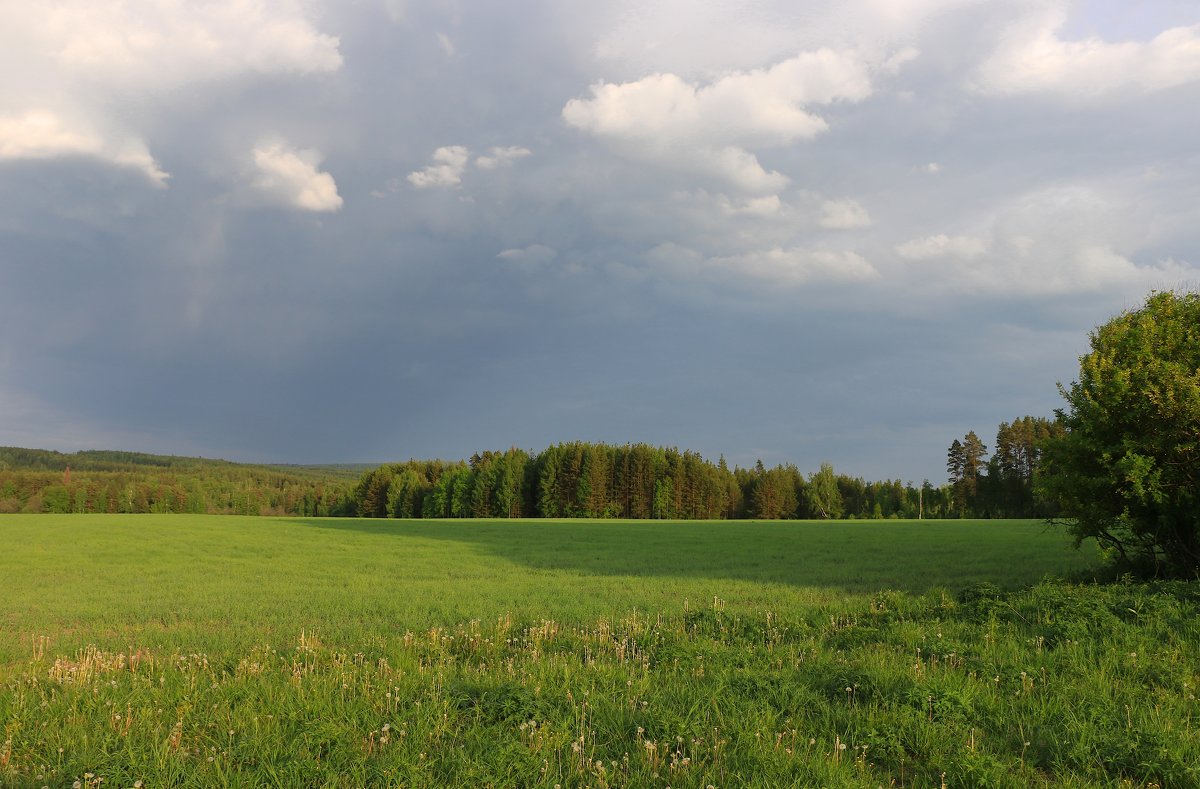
[7,515,1195,788]
[296,516,1098,591]
[1,516,1095,663]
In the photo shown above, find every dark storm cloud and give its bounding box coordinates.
[2,0,1199,483]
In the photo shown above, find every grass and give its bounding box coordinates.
[1,515,1197,787]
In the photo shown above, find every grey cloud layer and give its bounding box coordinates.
[1,0,1197,481]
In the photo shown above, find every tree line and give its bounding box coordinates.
[0,447,354,516]
[1,416,1063,521]
[8,292,1193,575]
[349,441,965,521]
[946,416,1065,518]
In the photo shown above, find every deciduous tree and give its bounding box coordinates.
[1039,291,1200,576]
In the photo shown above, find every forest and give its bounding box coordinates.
[349,415,1062,521]
[0,414,1059,520]
[0,447,356,516]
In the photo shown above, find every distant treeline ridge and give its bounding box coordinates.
[1,415,1058,519]
[349,422,1059,521]
[0,447,354,516]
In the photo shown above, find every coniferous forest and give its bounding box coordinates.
[0,414,1061,520]
[347,421,1060,522]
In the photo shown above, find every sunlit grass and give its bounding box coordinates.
[3,515,1196,787]
[2,515,1095,657]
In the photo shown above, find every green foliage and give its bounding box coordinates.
[354,466,394,518]
[385,469,425,518]
[806,462,843,519]
[0,449,352,517]
[944,417,1066,519]
[652,476,674,519]
[1040,291,1200,577]
[352,442,930,521]
[746,463,801,518]
[987,416,1065,517]
[39,484,72,513]
[947,431,987,516]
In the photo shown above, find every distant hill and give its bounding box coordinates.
[0,446,355,515]
[0,446,368,479]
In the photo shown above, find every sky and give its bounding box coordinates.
[1,0,1198,483]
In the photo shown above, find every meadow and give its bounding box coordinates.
[1,515,1197,787]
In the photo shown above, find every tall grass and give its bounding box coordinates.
[2,515,1195,787]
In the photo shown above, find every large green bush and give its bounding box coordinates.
[1040,290,1200,576]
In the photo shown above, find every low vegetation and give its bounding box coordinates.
[3,515,1196,787]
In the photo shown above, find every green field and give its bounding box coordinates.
[2,516,1197,787]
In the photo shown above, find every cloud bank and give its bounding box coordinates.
[976,11,1200,96]
[1,0,1199,485]
[0,0,341,184]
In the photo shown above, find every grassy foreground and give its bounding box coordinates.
[1,516,1196,787]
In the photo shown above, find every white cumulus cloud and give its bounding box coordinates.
[251,142,342,212]
[562,49,882,193]
[0,1,341,184]
[936,244,1196,297]
[976,11,1200,96]
[895,234,987,259]
[718,194,783,217]
[408,146,471,188]
[497,244,557,267]
[710,247,878,284]
[819,198,872,229]
[475,146,532,169]
[649,242,878,286]
[894,183,1200,296]
[0,110,168,185]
